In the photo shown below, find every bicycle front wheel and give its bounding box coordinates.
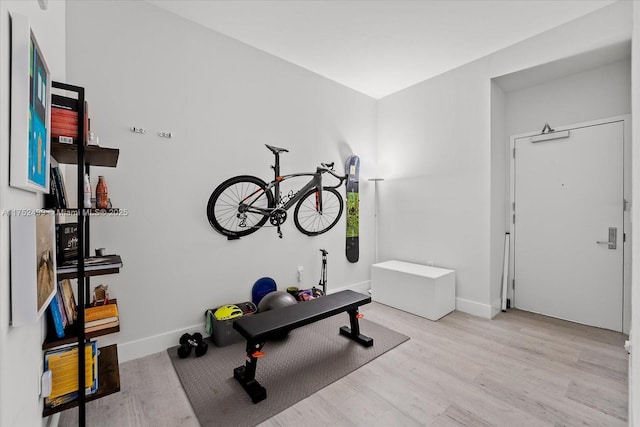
[207,175,274,238]
[294,187,344,236]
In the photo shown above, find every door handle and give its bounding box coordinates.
[596,227,617,249]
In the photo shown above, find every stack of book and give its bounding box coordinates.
[85,303,119,333]
[57,255,123,275]
[43,340,98,410]
[48,279,78,339]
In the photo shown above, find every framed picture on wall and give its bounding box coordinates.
[10,210,58,326]
[10,13,51,193]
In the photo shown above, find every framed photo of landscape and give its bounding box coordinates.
[10,13,51,193]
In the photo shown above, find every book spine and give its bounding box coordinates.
[53,167,68,209]
[90,341,98,394]
[51,107,79,118]
[55,284,68,329]
[46,166,60,209]
[59,279,76,325]
[49,297,65,339]
[85,303,118,322]
[85,320,119,333]
[85,316,118,328]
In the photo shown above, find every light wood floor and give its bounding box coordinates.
[59,303,629,426]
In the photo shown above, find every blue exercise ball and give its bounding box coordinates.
[258,291,297,312]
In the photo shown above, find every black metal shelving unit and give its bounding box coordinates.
[43,82,121,425]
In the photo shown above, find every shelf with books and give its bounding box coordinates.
[43,341,98,412]
[45,81,122,426]
[42,344,120,417]
[43,300,120,350]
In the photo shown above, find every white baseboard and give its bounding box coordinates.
[455,297,493,319]
[116,282,372,363]
[328,280,370,295]
[490,298,504,318]
[117,324,208,363]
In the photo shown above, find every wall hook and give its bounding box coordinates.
[130,126,147,134]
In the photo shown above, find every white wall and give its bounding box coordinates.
[377,60,492,316]
[0,2,66,426]
[630,1,640,423]
[64,0,377,362]
[377,1,632,318]
[502,58,631,138]
[490,81,506,315]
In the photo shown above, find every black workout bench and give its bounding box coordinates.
[232,289,373,403]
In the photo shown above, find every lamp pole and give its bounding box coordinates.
[368,178,384,263]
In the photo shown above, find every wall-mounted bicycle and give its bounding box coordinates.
[207,144,346,239]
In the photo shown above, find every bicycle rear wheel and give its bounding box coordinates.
[207,175,274,238]
[293,187,343,236]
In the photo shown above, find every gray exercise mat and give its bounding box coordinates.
[168,314,409,427]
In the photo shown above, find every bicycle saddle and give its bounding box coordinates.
[265,144,289,154]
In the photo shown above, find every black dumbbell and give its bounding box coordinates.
[177,332,208,358]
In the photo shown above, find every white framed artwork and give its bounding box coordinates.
[11,210,57,326]
[10,12,51,193]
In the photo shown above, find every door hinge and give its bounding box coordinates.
[624,233,626,243]
[512,213,515,224]
[624,199,631,211]
[512,279,515,289]
[513,147,516,158]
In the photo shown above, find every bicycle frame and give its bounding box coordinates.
[240,150,344,216]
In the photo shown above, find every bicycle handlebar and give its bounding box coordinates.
[320,167,347,187]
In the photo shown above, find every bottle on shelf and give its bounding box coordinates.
[83,174,92,208]
[96,176,108,209]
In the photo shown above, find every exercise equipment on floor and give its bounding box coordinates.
[257,291,297,312]
[213,305,243,320]
[232,289,373,403]
[286,249,329,302]
[177,332,209,358]
[206,301,257,347]
[251,277,277,306]
[257,291,297,340]
[294,287,324,301]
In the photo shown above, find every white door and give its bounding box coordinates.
[513,120,624,331]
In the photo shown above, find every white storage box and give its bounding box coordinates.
[371,260,455,320]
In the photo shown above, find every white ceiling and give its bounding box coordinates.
[147,0,618,99]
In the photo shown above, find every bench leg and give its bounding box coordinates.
[339,309,373,347]
[233,341,267,403]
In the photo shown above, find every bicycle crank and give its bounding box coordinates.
[269,209,287,238]
[269,209,287,226]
